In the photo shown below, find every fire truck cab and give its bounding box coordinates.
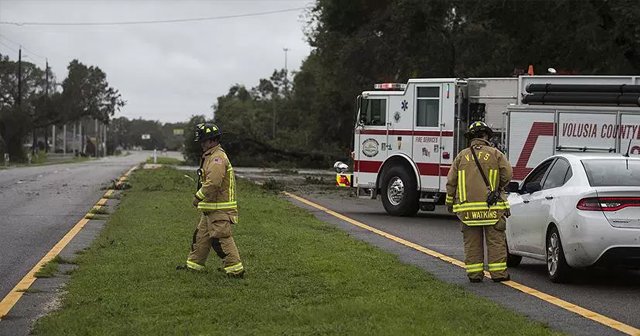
[342,78,516,216]
[337,75,640,217]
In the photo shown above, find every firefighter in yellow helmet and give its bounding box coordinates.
[176,123,244,278]
[445,121,513,282]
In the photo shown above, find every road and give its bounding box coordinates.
[0,151,179,301]
[280,184,640,336]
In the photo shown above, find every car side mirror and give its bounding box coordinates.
[505,181,520,193]
[524,181,542,194]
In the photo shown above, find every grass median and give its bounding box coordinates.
[33,167,560,336]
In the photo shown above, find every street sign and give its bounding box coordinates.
[173,128,184,135]
[141,134,151,140]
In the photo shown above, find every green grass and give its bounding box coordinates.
[33,167,561,336]
[88,206,109,215]
[34,260,59,278]
[145,156,183,165]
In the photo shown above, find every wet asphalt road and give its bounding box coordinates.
[283,187,640,336]
[0,151,169,301]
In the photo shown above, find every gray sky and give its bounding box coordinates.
[0,0,313,123]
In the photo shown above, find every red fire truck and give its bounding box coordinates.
[335,75,640,216]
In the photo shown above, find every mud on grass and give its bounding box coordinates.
[33,167,562,336]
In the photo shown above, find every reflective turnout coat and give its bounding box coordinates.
[194,145,238,223]
[445,139,512,225]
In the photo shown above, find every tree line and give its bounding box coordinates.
[0,54,124,161]
[210,0,640,168]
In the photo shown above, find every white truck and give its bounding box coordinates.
[335,75,640,216]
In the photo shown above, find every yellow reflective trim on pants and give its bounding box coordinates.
[187,260,205,271]
[224,262,244,273]
[463,219,499,225]
[488,262,507,271]
[465,263,484,273]
[197,201,238,210]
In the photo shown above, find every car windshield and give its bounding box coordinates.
[581,159,640,187]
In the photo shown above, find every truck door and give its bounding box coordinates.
[413,85,444,190]
[355,96,388,188]
[439,83,456,191]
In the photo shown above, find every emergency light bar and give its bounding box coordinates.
[374,83,407,90]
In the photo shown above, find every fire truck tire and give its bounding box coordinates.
[380,166,419,216]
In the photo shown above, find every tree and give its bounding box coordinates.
[61,60,125,124]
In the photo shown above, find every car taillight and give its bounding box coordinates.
[576,198,601,211]
[577,197,640,211]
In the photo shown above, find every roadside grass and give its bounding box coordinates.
[0,155,89,169]
[145,156,183,165]
[33,167,561,336]
[34,260,59,278]
[88,206,109,215]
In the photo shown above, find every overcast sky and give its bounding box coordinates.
[0,0,314,123]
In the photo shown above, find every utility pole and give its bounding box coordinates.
[17,48,22,108]
[283,47,289,93]
[44,60,50,153]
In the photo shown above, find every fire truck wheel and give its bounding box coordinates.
[380,166,419,216]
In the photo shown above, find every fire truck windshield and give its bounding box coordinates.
[360,98,387,126]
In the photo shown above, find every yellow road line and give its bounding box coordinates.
[0,165,136,321]
[103,189,114,199]
[96,198,108,206]
[284,192,640,336]
[0,217,89,320]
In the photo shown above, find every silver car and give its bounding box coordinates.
[505,153,640,282]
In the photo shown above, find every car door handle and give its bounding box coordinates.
[523,200,530,204]
[545,196,554,200]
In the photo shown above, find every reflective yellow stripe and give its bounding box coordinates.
[465,263,484,273]
[453,201,510,212]
[186,260,205,271]
[488,262,507,271]
[462,219,500,226]
[458,170,466,202]
[197,201,238,210]
[224,262,244,273]
[492,169,498,191]
[453,203,510,210]
[488,169,496,191]
[445,195,454,205]
[457,171,463,202]
[461,171,466,202]
[195,189,205,200]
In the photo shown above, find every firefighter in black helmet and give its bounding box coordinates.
[177,123,244,277]
[445,121,513,282]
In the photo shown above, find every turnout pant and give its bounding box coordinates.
[462,217,508,280]
[186,213,243,274]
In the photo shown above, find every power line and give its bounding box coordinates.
[0,40,20,54]
[0,34,47,61]
[0,7,307,27]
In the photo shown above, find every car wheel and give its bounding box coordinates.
[546,226,571,283]
[380,165,419,217]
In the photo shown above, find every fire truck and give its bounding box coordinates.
[335,75,640,216]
